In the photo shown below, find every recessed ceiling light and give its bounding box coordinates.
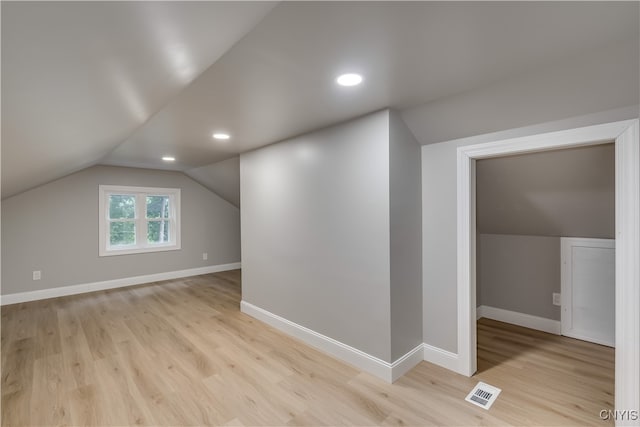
[212,132,230,140]
[336,73,363,87]
[162,156,175,162]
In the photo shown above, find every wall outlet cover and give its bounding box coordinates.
[32,270,41,281]
[202,252,208,260]
[553,292,561,306]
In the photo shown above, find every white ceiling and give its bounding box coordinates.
[1,1,276,198]
[2,2,638,199]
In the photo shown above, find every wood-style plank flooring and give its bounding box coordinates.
[1,270,614,426]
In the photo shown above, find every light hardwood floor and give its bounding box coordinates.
[2,270,614,426]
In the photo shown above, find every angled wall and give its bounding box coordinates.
[476,144,615,238]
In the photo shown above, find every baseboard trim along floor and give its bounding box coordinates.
[477,305,561,335]
[241,300,456,382]
[0,262,241,306]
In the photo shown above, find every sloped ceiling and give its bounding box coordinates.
[2,2,638,200]
[477,144,615,238]
[185,157,240,208]
[1,1,276,198]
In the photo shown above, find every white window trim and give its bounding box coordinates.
[99,185,181,256]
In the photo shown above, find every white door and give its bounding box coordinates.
[561,237,615,347]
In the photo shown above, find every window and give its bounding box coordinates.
[99,185,181,256]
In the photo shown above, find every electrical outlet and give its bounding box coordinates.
[552,292,561,306]
[202,252,208,261]
[33,270,41,281]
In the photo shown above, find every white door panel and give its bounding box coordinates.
[561,238,615,347]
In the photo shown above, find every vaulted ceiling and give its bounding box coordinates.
[2,1,276,199]
[2,1,638,202]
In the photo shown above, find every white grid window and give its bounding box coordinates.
[99,185,181,256]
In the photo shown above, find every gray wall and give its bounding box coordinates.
[2,165,240,295]
[477,234,560,321]
[475,145,614,322]
[241,110,393,361]
[422,139,459,352]
[477,144,615,238]
[389,111,423,360]
[422,107,639,354]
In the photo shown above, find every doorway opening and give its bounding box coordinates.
[456,119,639,413]
[472,144,616,417]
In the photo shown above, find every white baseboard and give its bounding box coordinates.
[477,305,561,335]
[241,300,423,383]
[390,344,425,382]
[423,343,460,373]
[0,262,241,306]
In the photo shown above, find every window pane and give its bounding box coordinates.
[147,220,170,244]
[110,221,136,246]
[109,195,136,219]
[146,196,170,219]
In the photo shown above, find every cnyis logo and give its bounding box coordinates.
[599,409,639,421]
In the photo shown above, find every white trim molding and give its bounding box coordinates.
[390,344,425,382]
[477,305,561,335]
[240,300,424,383]
[98,185,181,257]
[457,119,639,423]
[0,262,241,306]
[614,120,640,423]
[423,343,459,373]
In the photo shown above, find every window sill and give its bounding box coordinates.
[99,244,181,257]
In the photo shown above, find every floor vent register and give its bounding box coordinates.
[465,381,501,410]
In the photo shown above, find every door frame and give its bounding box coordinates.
[456,119,639,416]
